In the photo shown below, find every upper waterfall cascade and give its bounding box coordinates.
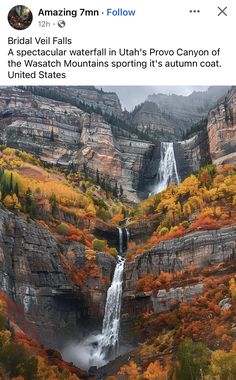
[118,227,123,255]
[117,227,129,255]
[152,141,180,194]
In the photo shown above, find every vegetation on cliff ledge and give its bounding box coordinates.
[127,164,236,259]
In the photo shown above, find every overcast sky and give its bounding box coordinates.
[100,86,209,111]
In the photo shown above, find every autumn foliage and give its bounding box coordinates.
[129,164,236,259]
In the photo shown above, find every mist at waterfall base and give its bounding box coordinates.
[151,142,180,195]
[61,329,131,370]
[62,233,127,370]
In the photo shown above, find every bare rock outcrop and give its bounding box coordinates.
[42,86,123,117]
[175,129,211,180]
[0,87,84,165]
[207,87,236,165]
[151,283,204,313]
[122,283,204,319]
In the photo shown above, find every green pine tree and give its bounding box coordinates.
[0,168,4,182]
[49,193,57,216]
[113,182,118,197]
[14,183,19,197]
[1,173,10,200]
[30,199,37,219]
[96,169,100,185]
[25,187,33,213]
[9,173,13,195]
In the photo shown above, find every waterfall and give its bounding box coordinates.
[90,227,126,364]
[117,227,129,255]
[90,226,128,366]
[152,142,180,194]
[125,228,130,249]
[91,256,125,365]
[118,227,123,255]
[62,228,128,369]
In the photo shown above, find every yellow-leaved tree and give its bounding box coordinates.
[118,361,141,380]
[3,194,21,211]
[143,361,171,380]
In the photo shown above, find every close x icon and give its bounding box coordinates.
[218,6,228,16]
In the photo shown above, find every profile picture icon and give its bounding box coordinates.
[8,5,33,30]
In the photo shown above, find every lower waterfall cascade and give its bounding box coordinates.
[152,141,180,194]
[89,255,125,365]
[62,227,128,369]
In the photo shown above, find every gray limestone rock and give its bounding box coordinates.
[151,283,204,313]
[219,297,232,310]
[0,208,115,346]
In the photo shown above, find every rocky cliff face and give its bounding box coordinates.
[0,208,115,346]
[79,113,123,179]
[117,137,155,200]
[59,86,123,117]
[31,86,123,117]
[0,87,84,165]
[122,225,236,318]
[175,129,211,180]
[207,87,236,165]
[78,114,156,201]
[130,101,176,140]
[145,86,230,138]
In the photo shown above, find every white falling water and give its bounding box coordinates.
[63,230,126,369]
[91,256,125,365]
[125,228,130,248]
[118,227,123,255]
[152,142,180,194]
